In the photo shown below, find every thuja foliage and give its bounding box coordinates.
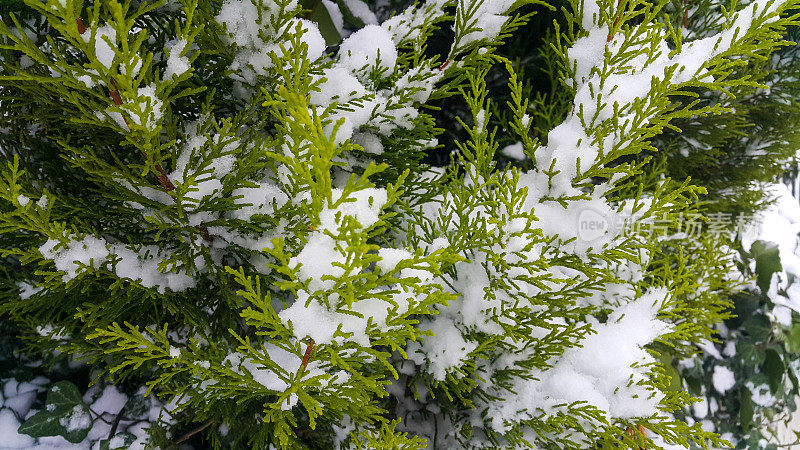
[489,0,800,446]
[653,0,800,217]
[610,2,800,447]
[1,0,799,448]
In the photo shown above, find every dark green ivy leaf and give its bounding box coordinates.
[18,381,93,444]
[787,324,800,354]
[337,0,367,28]
[742,314,772,339]
[737,340,765,366]
[658,352,684,392]
[46,381,83,407]
[739,386,754,429]
[763,348,785,394]
[122,395,149,418]
[685,374,702,396]
[751,240,782,294]
[786,357,799,392]
[302,0,341,45]
[99,432,137,450]
[729,292,760,329]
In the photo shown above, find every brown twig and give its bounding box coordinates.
[301,339,315,370]
[77,19,176,192]
[624,424,648,449]
[107,78,176,192]
[87,406,114,425]
[607,0,625,42]
[167,419,215,448]
[107,404,126,440]
[438,59,452,72]
[75,19,214,242]
[108,78,125,107]
[76,17,87,35]
[683,0,690,28]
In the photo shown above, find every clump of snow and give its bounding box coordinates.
[93,23,117,68]
[279,289,415,347]
[692,397,709,419]
[59,404,91,432]
[486,290,672,430]
[98,108,129,131]
[3,378,47,418]
[281,393,299,410]
[39,234,196,293]
[230,181,289,221]
[747,381,777,407]
[228,344,328,392]
[501,142,525,160]
[310,67,367,106]
[454,0,515,49]
[76,74,95,88]
[17,281,43,299]
[318,188,387,232]
[407,318,478,381]
[285,18,326,62]
[741,183,800,312]
[309,67,383,144]
[530,0,783,215]
[352,132,383,154]
[337,25,398,75]
[377,248,413,273]
[35,324,70,341]
[36,194,48,209]
[121,53,143,78]
[0,409,34,448]
[39,235,110,281]
[341,0,378,25]
[215,0,265,47]
[131,84,164,131]
[770,304,793,327]
[164,39,191,79]
[109,243,195,293]
[286,187,387,289]
[711,366,736,393]
[216,1,321,84]
[290,233,346,292]
[86,385,127,416]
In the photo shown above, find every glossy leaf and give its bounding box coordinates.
[739,387,754,429]
[752,240,782,294]
[18,381,93,444]
[100,432,137,450]
[338,0,366,28]
[303,0,341,45]
[763,348,785,394]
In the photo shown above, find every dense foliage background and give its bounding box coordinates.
[2,0,800,449]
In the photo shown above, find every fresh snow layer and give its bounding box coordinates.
[487,290,672,431]
[164,39,190,79]
[338,25,398,74]
[712,366,736,394]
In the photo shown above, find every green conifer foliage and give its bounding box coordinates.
[0,0,798,448]
[607,3,800,447]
